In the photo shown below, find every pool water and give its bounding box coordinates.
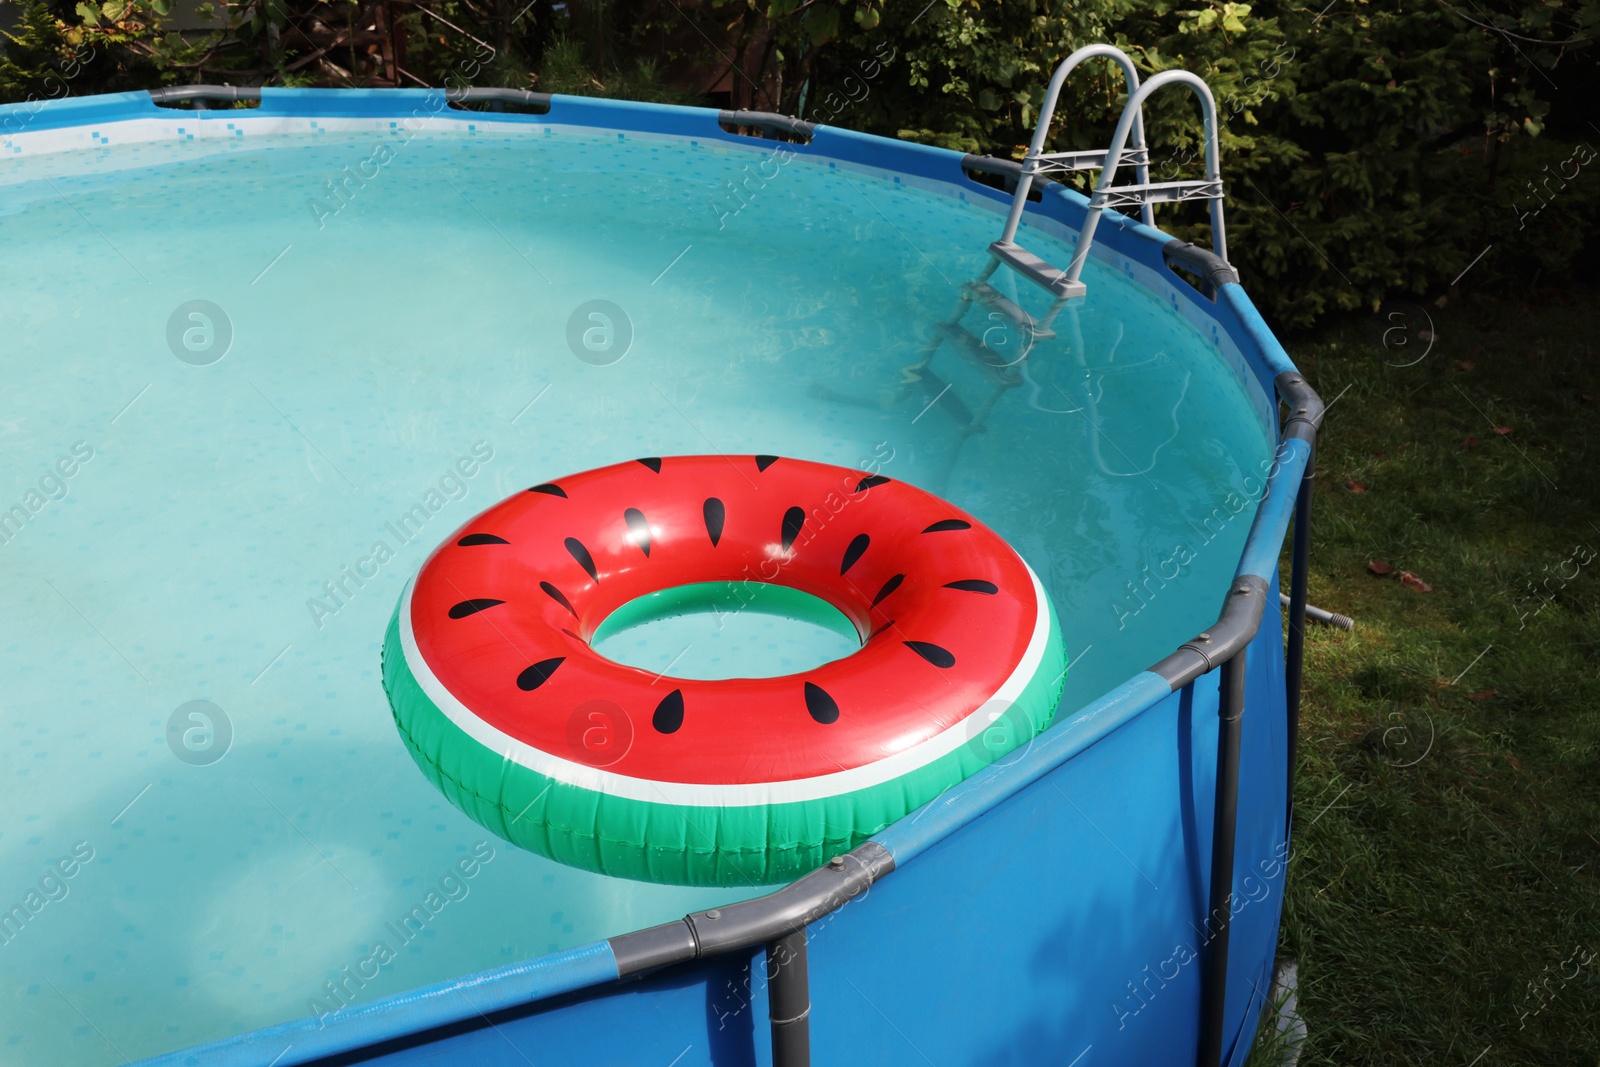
[591,582,864,680]
[0,118,1271,1064]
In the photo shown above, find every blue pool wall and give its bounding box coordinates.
[139,615,1291,1067]
[0,88,1305,1067]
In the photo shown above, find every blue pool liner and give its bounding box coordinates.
[0,87,1311,1067]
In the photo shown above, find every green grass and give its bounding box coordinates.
[1245,288,1600,1065]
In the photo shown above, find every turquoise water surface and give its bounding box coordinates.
[0,116,1271,1064]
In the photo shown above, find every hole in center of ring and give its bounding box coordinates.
[588,581,862,681]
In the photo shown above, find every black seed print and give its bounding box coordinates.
[624,508,652,557]
[944,579,999,594]
[840,533,870,575]
[804,682,840,724]
[704,498,726,546]
[855,475,891,492]
[922,519,972,533]
[904,641,956,668]
[565,537,599,582]
[448,598,504,618]
[653,690,685,734]
[755,455,780,472]
[540,582,577,616]
[871,574,905,608]
[529,483,567,498]
[517,657,565,691]
[456,533,509,546]
[781,507,805,552]
[636,457,663,473]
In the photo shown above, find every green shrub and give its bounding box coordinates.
[795,0,1600,328]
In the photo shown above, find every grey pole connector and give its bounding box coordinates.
[1279,593,1353,631]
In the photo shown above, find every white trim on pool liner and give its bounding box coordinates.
[1,110,763,160]
[395,556,1054,807]
[0,111,819,163]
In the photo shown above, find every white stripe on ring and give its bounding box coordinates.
[397,559,1053,807]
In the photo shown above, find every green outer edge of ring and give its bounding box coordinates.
[382,591,1066,887]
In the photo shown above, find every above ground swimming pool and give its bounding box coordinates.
[0,72,1321,1067]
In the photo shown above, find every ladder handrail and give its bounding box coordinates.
[1063,69,1226,285]
[999,44,1154,245]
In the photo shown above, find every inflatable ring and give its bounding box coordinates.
[382,455,1066,886]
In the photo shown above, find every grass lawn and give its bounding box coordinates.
[1246,286,1600,1065]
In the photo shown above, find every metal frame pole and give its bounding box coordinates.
[768,929,811,1066]
[1284,447,1314,829]
[1199,649,1246,1067]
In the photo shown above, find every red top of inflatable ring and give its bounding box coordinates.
[408,455,1041,785]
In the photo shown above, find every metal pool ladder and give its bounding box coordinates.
[901,46,1231,491]
[986,43,1229,322]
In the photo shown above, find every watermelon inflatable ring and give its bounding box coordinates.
[382,455,1067,886]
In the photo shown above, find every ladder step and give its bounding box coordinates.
[1093,178,1223,208]
[961,282,1056,341]
[988,241,1086,301]
[938,322,1023,385]
[912,369,975,427]
[1033,145,1150,173]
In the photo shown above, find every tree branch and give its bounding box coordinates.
[1433,0,1599,47]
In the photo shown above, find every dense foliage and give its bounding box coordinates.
[625,0,1600,326]
[3,0,1597,327]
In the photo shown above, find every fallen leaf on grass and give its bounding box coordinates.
[1399,571,1433,592]
[1457,361,1476,371]
[1508,755,1522,770]
[1467,689,1497,701]
[1346,479,1368,494]
[1493,425,1513,436]
[1368,560,1396,576]
[1462,435,1479,451]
